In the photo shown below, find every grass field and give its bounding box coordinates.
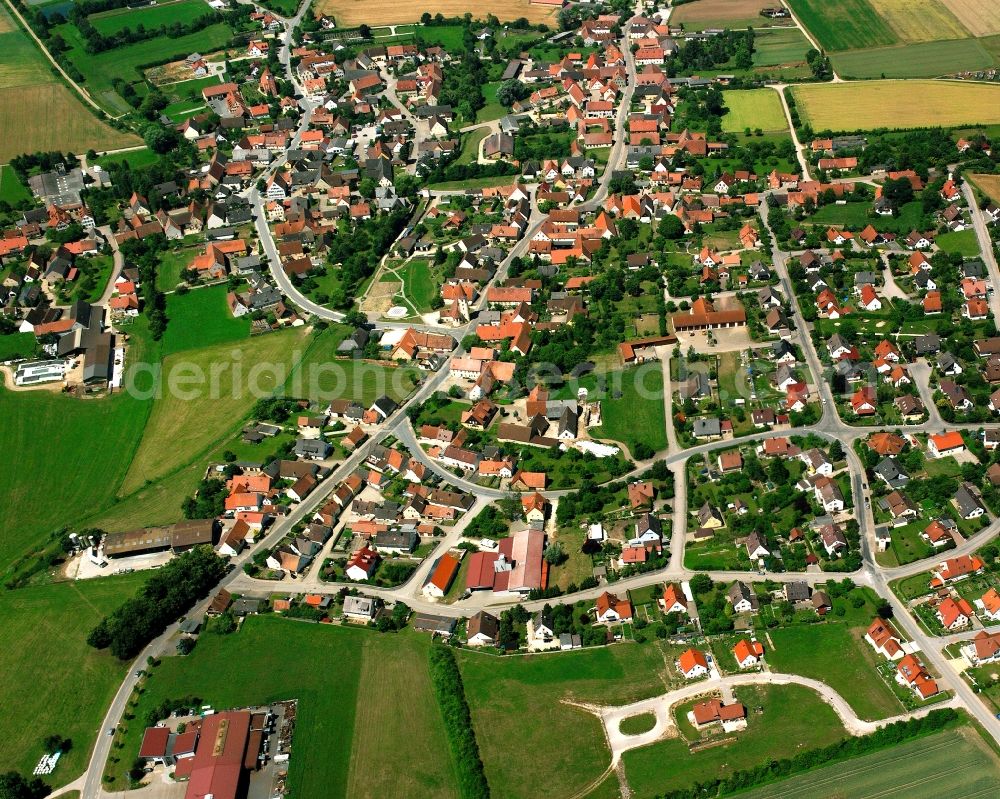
[105,617,363,795]
[943,0,1000,38]
[751,27,812,67]
[869,0,969,43]
[54,19,236,114]
[162,285,251,355]
[971,173,1000,204]
[317,0,557,27]
[107,621,459,797]
[792,81,1000,132]
[397,258,438,311]
[584,362,667,455]
[788,0,898,51]
[457,127,488,165]
[832,38,996,78]
[623,684,848,799]
[936,228,981,257]
[119,327,308,495]
[0,383,150,569]
[88,0,215,36]
[93,147,159,170]
[672,0,787,30]
[721,89,788,133]
[730,726,1000,799]
[0,6,138,159]
[0,331,36,360]
[0,164,31,204]
[286,325,422,406]
[477,81,506,123]
[0,573,149,780]
[765,623,902,720]
[459,644,673,799]
[346,635,457,799]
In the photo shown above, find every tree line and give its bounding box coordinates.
[428,646,490,799]
[87,547,228,659]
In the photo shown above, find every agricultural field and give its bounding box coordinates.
[869,0,968,43]
[792,81,1000,133]
[0,573,150,781]
[622,684,848,799]
[971,173,1000,205]
[832,39,996,79]
[731,726,1000,799]
[765,623,903,720]
[458,643,675,799]
[721,89,788,133]
[88,0,215,37]
[788,0,899,51]
[317,0,558,27]
[119,327,310,495]
[0,6,138,160]
[671,0,789,31]
[103,618,456,798]
[942,0,1000,38]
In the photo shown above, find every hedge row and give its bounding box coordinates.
[428,646,490,799]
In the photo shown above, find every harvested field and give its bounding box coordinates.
[942,0,1000,38]
[671,0,788,30]
[870,0,968,43]
[788,0,898,51]
[792,80,1000,133]
[316,0,558,27]
[360,278,399,313]
[0,84,138,162]
[971,174,1000,205]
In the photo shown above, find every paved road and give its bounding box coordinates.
[65,3,1000,795]
[965,181,1000,323]
[596,670,958,762]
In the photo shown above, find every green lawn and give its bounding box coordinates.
[457,127,488,165]
[766,623,903,720]
[477,81,507,123]
[721,89,788,133]
[154,244,202,293]
[788,0,898,52]
[730,726,1000,799]
[832,38,997,79]
[162,284,251,355]
[623,684,848,799]
[0,572,149,780]
[936,228,981,258]
[105,618,457,798]
[550,362,667,455]
[88,0,216,36]
[0,164,31,204]
[93,148,160,170]
[398,258,439,312]
[459,643,675,799]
